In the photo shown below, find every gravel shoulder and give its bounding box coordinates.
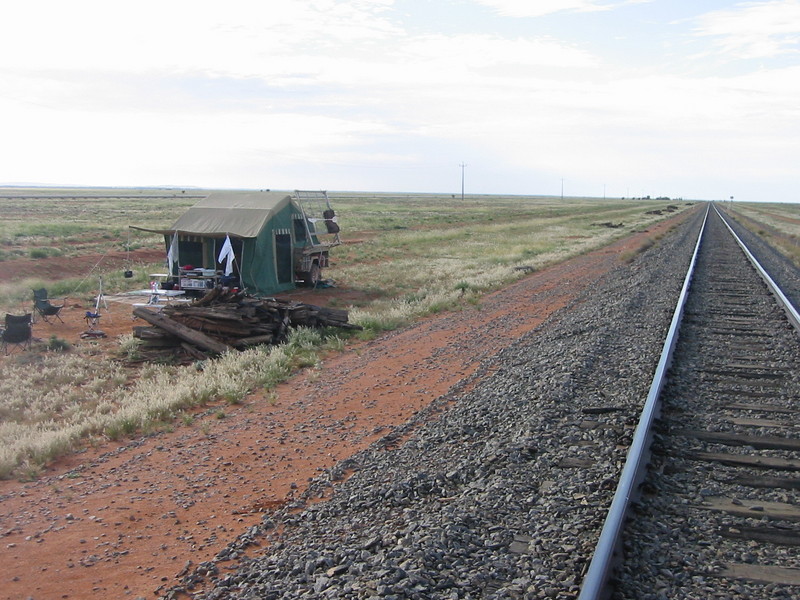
[0,208,698,600]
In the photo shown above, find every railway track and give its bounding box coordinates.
[582,205,800,599]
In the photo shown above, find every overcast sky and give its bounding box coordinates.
[1,0,798,201]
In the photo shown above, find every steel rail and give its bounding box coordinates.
[579,203,800,598]
[578,204,710,600]
[713,204,800,333]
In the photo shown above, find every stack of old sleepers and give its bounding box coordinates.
[131,287,360,362]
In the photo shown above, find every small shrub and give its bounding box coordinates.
[28,247,62,259]
[105,417,138,441]
[117,334,142,361]
[18,463,42,482]
[427,299,451,314]
[223,390,245,405]
[46,335,71,353]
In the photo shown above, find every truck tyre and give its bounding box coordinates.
[305,263,321,288]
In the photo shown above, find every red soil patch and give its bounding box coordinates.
[0,248,166,283]
[0,214,692,600]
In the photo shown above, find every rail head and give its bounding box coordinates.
[578,203,710,600]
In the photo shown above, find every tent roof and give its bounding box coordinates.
[166,191,296,238]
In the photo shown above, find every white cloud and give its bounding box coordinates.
[471,0,650,18]
[0,0,798,200]
[693,0,800,59]
[307,33,599,96]
[0,1,399,76]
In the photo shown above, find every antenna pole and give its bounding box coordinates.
[460,162,467,201]
[96,277,109,313]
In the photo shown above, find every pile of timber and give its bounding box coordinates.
[131,287,361,361]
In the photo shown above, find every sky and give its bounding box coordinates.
[1,0,799,202]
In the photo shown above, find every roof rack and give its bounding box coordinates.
[294,190,341,246]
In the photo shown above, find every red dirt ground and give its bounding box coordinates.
[0,214,690,600]
[0,248,167,284]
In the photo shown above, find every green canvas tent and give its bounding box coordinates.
[136,190,339,296]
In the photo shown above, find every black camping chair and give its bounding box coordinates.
[2,314,33,355]
[33,288,64,324]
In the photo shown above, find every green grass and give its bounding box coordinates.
[327,195,685,326]
[0,188,199,260]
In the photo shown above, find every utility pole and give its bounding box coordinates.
[460,162,467,202]
[561,178,564,201]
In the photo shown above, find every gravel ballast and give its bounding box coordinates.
[178,208,707,600]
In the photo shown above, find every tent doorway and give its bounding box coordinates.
[275,232,293,284]
[180,239,204,268]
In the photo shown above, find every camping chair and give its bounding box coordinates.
[81,310,106,338]
[33,288,64,324]
[2,314,32,355]
[84,310,101,330]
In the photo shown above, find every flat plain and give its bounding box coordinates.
[0,190,697,481]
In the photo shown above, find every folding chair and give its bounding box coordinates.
[81,310,106,338]
[2,314,33,355]
[33,288,65,324]
[84,310,101,330]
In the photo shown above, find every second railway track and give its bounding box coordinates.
[609,207,800,599]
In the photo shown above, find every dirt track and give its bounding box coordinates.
[0,215,687,600]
